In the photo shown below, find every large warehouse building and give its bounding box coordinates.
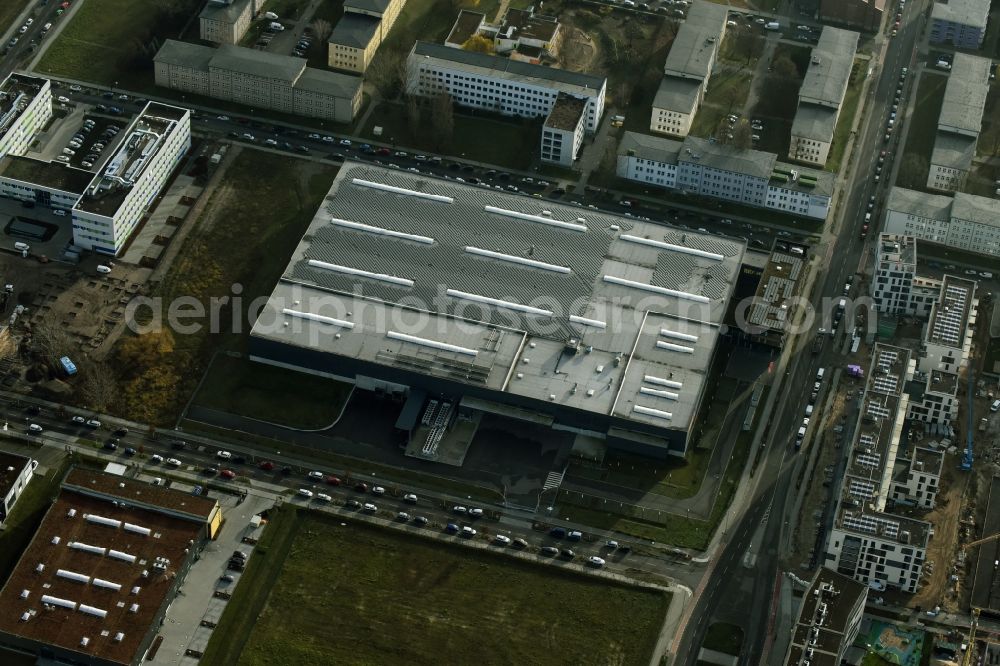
[249,162,745,458]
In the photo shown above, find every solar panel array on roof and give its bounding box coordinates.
[930,282,970,347]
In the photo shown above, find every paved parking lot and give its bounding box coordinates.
[153,492,273,665]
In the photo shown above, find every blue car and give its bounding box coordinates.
[445,523,459,534]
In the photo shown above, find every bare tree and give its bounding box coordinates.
[406,94,422,140]
[715,117,734,145]
[310,18,332,42]
[367,48,408,99]
[732,121,753,150]
[28,320,75,366]
[430,93,454,152]
[80,361,119,412]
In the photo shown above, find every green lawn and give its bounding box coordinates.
[0,0,33,47]
[192,354,352,429]
[0,456,67,586]
[702,623,744,656]
[556,427,752,550]
[35,0,201,89]
[825,58,865,174]
[690,71,753,139]
[361,102,539,169]
[211,512,669,666]
[116,150,338,425]
[898,73,947,189]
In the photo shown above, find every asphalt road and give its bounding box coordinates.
[0,0,63,80]
[671,0,928,661]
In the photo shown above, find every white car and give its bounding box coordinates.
[85,419,101,428]
[166,458,181,467]
[308,470,324,480]
[316,493,332,502]
[217,115,229,121]
[151,454,164,463]
[461,526,477,537]
[57,96,70,103]
[216,450,232,460]
[69,84,82,92]
[469,508,484,517]
[403,493,418,504]
[338,139,352,146]
[28,423,43,433]
[71,415,86,424]
[264,138,278,146]
[321,135,334,143]
[980,272,993,279]
[605,540,619,550]
[494,534,511,546]
[297,489,314,498]
[371,485,385,496]
[362,502,378,512]
[588,556,606,567]
[452,505,468,515]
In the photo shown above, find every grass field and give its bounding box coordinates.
[825,58,865,174]
[690,71,753,139]
[192,355,352,429]
[0,0,33,45]
[898,73,947,190]
[208,511,669,666]
[116,150,338,425]
[0,456,67,586]
[35,0,200,89]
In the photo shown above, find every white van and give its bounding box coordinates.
[992,400,1000,412]
[764,21,780,30]
[14,242,30,252]
[816,368,825,381]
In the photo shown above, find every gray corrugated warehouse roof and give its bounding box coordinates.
[938,53,991,136]
[329,11,381,49]
[411,41,606,93]
[251,161,746,434]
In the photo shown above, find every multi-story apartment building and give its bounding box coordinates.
[540,93,586,166]
[819,0,885,32]
[746,247,807,348]
[908,276,977,427]
[327,0,407,74]
[406,40,606,132]
[199,0,264,45]
[783,568,867,666]
[872,234,919,315]
[0,74,52,161]
[0,452,38,524]
[617,132,834,220]
[890,447,944,510]
[883,187,1000,258]
[927,53,990,192]
[788,27,859,167]
[825,344,930,594]
[930,0,990,48]
[154,41,363,123]
[650,0,727,137]
[72,102,191,255]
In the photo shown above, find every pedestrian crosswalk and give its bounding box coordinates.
[542,469,565,491]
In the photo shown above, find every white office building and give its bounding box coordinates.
[72,102,191,255]
[0,156,94,210]
[883,187,1000,258]
[651,0,728,137]
[927,53,990,192]
[0,74,52,161]
[783,568,867,666]
[788,27,859,167]
[930,0,990,48]
[406,41,606,133]
[0,452,38,525]
[825,344,929,594]
[540,93,587,165]
[617,132,834,220]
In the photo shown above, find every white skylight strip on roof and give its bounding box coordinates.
[307,259,415,288]
[78,604,107,618]
[329,217,434,245]
[634,405,673,420]
[463,246,571,274]
[352,178,454,204]
[123,523,151,536]
[446,288,554,317]
[281,308,355,329]
[602,275,710,304]
[644,375,683,389]
[41,595,77,610]
[387,331,478,356]
[56,569,90,584]
[483,205,588,232]
[569,315,607,329]
[660,328,699,343]
[84,514,121,528]
[640,387,680,400]
[620,234,724,261]
[656,340,695,354]
[91,578,121,591]
[68,542,106,556]
[107,549,136,563]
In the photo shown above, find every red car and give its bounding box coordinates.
[220,469,237,479]
[61,1,71,7]
[353,482,368,492]
[376,147,390,156]
[325,475,341,486]
[258,461,274,471]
